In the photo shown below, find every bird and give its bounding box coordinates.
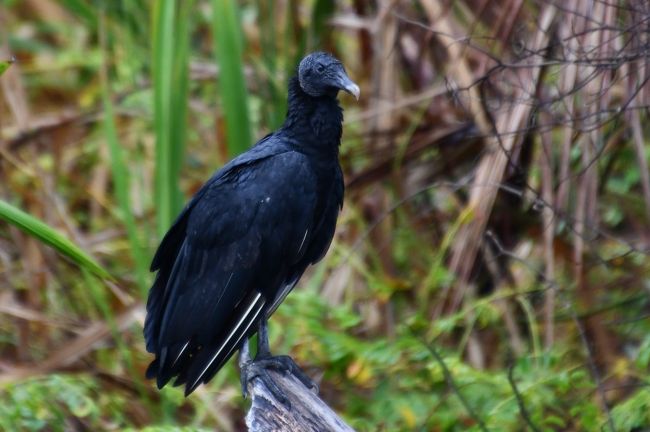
[144,51,359,398]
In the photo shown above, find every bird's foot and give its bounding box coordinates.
[240,355,318,406]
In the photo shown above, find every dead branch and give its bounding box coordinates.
[244,370,355,432]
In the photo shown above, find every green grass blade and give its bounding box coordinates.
[256,0,286,129]
[212,0,251,156]
[311,0,335,48]
[170,0,193,214]
[152,0,176,238]
[0,56,14,76]
[59,0,97,26]
[152,0,190,237]
[100,83,149,292]
[0,199,110,279]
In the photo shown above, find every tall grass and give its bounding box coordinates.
[212,0,251,156]
[152,0,192,238]
[99,10,149,294]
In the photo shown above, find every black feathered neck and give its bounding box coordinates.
[281,76,343,157]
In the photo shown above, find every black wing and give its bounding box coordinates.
[144,147,320,395]
[144,134,277,354]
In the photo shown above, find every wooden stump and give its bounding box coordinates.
[245,369,355,432]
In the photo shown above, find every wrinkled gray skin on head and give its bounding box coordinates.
[298,52,360,100]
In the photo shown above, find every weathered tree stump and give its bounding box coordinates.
[245,370,355,432]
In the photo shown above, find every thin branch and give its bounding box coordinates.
[412,330,489,432]
[507,364,542,432]
[570,312,616,432]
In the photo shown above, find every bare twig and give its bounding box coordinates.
[413,331,489,432]
[507,364,542,432]
[570,312,616,432]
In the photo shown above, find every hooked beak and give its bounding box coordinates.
[335,70,360,100]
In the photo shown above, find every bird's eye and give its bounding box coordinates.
[316,64,325,73]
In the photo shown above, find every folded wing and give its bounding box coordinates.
[144,148,319,395]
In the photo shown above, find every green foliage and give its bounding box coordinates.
[152,0,192,237]
[273,288,622,431]
[212,0,252,156]
[611,389,650,431]
[0,199,109,279]
[100,48,148,292]
[0,375,125,431]
[637,335,650,369]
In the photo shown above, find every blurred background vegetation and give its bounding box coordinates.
[1,0,649,431]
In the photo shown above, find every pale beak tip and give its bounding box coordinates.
[346,83,360,100]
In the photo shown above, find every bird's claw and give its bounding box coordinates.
[261,355,319,394]
[240,355,318,407]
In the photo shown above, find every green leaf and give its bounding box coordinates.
[0,199,110,279]
[212,0,252,156]
[544,415,566,427]
[311,0,335,48]
[0,56,15,76]
[612,389,650,431]
[59,0,96,26]
[152,0,192,238]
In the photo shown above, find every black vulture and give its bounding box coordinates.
[144,52,359,397]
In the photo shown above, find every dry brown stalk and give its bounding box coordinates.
[0,304,141,383]
[572,0,619,378]
[539,112,556,349]
[419,0,491,134]
[447,5,557,312]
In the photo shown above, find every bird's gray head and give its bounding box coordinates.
[298,52,360,100]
